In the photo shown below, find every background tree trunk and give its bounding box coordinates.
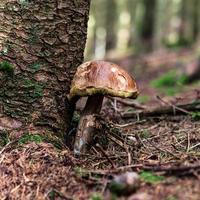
[0,0,90,140]
[139,0,157,52]
[105,0,118,51]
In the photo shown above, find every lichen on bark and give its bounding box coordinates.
[0,0,91,140]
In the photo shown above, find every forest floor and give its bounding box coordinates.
[0,48,200,200]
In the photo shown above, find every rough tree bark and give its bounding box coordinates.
[0,0,90,141]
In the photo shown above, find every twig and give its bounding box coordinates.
[95,143,116,169]
[114,120,146,128]
[50,189,73,200]
[156,95,191,115]
[146,140,180,159]
[186,131,190,153]
[189,143,200,151]
[112,97,147,110]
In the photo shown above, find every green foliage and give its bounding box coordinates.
[191,112,200,120]
[18,133,43,144]
[139,171,164,184]
[164,37,191,49]
[151,70,188,96]
[48,190,56,200]
[151,70,187,88]
[0,131,10,147]
[89,193,103,200]
[0,61,14,75]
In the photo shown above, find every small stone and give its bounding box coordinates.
[108,172,140,196]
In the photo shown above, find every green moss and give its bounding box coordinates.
[0,131,10,147]
[18,133,43,144]
[191,112,200,120]
[30,62,41,72]
[139,171,165,184]
[23,78,43,98]
[0,61,14,76]
[28,26,39,44]
[151,70,188,96]
[151,70,187,88]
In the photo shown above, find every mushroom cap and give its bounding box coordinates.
[69,60,139,100]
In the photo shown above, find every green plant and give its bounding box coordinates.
[151,70,188,96]
[191,112,200,120]
[139,171,164,184]
[48,190,55,200]
[18,133,43,144]
[0,61,14,75]
[151,70,187,88]
[0,131,10,147]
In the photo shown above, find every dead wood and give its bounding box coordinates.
[122,100,200,118]
[143,162,200,176]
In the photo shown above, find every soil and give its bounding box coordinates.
[1,49,200,200]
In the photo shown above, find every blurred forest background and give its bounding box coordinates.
[85,0,200,59]
[84,0,200,105]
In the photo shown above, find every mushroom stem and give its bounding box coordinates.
[74,94,104,155]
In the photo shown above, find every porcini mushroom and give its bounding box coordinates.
[68,60,139,155]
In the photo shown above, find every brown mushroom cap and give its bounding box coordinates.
[69,60,139,100]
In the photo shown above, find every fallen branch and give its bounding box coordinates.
[143,162,200,176]
[122,100,200,118]
[88,162,200,176]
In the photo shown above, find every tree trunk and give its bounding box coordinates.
[127,0,138,49]
[192,0,200,41]
[105,0,118,51]
[0,1,90,141]
[139,0,157,52]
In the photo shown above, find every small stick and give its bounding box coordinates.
[186,132,190,153]
[95,143,116,169]
[156,95,191,115]
[108,97,146,110]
